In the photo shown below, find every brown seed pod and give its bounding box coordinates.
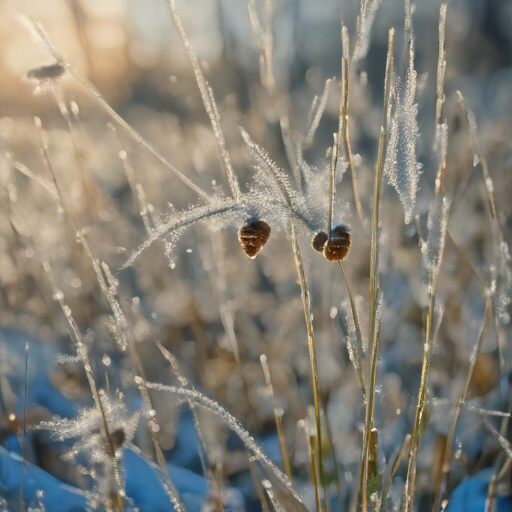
[27,63,66,81]
[239,220,271,258]
[312,231,328,252]
[323,225,351,261]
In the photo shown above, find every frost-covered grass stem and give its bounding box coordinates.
[357,27,394,512]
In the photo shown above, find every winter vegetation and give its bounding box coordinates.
[0,0,511,511]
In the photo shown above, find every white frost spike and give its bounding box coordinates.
[353,0,382,62]
[384,1,422,224]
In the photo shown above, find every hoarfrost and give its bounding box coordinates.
[384,3,422,225]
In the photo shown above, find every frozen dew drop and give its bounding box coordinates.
[53,290,64,301]
[473,154,479,167]
[102,354,111,367]
[134,376,143,385]
[330,307,338,319]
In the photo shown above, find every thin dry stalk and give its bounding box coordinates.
[167,0,241,201]
[108,123,147,218]
[356,27,394,512]
[146,382,303,505]
[457,91,508,374]
[403,2,449,505]
[305,79,332,146]
[403,167,448,512]
[46,266,125,511]
[306,426,322,512]
[248,0,276,95]
[339,262,366,399]
[487,393,512,511]
[249,460,272,512]
[487,452,512,511]
[261,355,293,480]
[381,434,410,511]
[20,16,209,199]
[456,93,503,249]
[29,117,185,511]
[209,231,240,363]
[433,297,492,512]
[482,419,512,462]
[433,5,447,153]
[247,0,300,184]
[51,86,104,214]
[33,124,125,511]
[290,224,328,511]
[340,27,366,229]
[10,157,59,202]
[154,338,227,511]
[263,480,286,512]
[328,135,339,239]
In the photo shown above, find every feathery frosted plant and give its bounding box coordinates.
[383,0,422,225]
[34,392,141,509]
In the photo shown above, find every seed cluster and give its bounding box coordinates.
[312,224,351,261]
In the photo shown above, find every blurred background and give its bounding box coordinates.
[0,0,512,510]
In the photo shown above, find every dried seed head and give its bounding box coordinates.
[323,224,351,261]
[312,231,328,252]
[239,220,271,258]
[27,63,66,81]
